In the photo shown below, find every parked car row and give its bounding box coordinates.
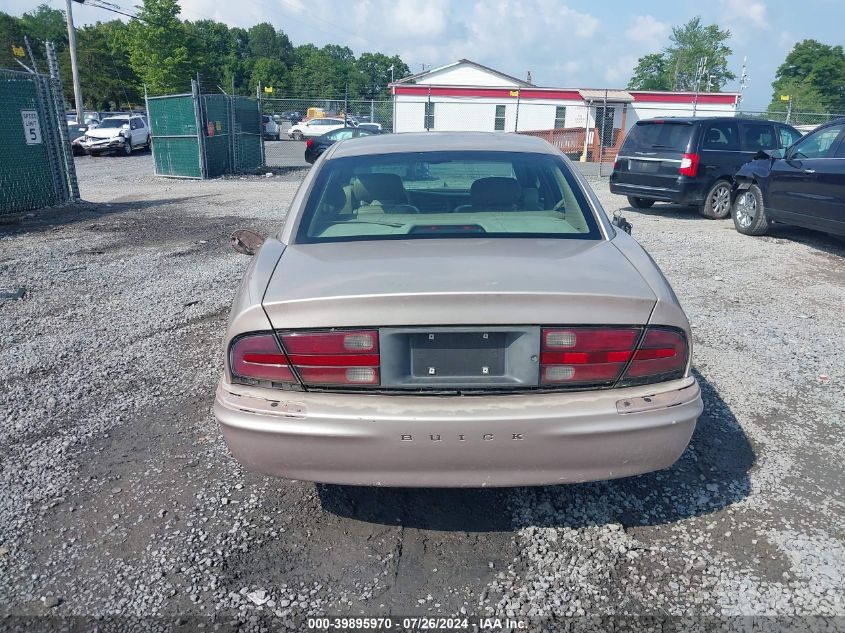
[610,116,845,239]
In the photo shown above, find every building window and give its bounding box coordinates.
[424,102,435,130]
[494,105,506,131]
[554,106,567,129]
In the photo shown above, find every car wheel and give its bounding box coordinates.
[732,185,769,236]
[292,131,303,141]
[626,196,655,209]
[274,132,280,141]
[123,140,132,156]
[145,135,151,150]
[700,180,732,219]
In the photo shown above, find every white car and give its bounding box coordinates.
[79,115,150,156]
[262,115,280,141]
[288,117,349,140]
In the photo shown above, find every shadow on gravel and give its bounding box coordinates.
[318,371,755,533]
[0,196,214,237]
[624,203,704,219]
[763,225,845,259]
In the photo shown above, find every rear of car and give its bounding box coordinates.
[611,118,801,218]
[610,119,699,205]
[262,115,280,140]
[215,134,703,487]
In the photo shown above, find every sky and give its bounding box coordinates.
[6,0,844,110]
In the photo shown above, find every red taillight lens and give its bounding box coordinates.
[280,330,380,386]
[540,326,688,387]
[540,328,640,385]
[306,139,313,149]
[679,153,699,177]
[621,328,687,383]
[229,333,296,384]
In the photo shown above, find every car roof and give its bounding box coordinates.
[328,131,558,158]
[635,116,796,126]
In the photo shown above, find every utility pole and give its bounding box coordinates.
[65,0,84,119]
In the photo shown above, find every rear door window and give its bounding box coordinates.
[778,126,802,149]
[741,123,776,151]
[622,122,692,153]
[702,122,739,151]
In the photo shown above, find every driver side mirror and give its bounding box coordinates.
[230,229,265,256]
[612,210,632,235]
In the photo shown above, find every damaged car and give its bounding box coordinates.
[79,114,150,156]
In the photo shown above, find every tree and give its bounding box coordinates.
[628,17,735,92]
[355,52,409,99]
[627,53,671,91]
[127,0,195,94]
[0,12,27,71]
[769,40,845,113]
[59,21,140,110]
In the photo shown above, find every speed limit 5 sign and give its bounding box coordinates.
[21,110,42,145]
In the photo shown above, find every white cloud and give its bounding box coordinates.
[625,15,669,50]
[720,0,769,31]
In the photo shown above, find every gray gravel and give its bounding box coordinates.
[0,154,843,630]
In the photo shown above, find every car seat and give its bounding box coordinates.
[454,177,523,212]
[352,173,419,214]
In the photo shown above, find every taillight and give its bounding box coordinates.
[280,330,379,386]
[229,333,297,386]
[679,153,699,177]
[540,328,640,385]
[619,327,687,384]
[540,326,688,387]
[305,139,313,149]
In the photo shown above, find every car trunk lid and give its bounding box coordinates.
[262,238,656,328]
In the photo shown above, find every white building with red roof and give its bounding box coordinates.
[390,59,740,161]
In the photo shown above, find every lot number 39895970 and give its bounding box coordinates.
[21,110,42,145]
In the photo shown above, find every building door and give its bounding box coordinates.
[595,106,615,148]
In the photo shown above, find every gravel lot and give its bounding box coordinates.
[1,152,843,630]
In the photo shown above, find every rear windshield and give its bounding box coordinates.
[97,118,128,128]
[622,122,693,153]
[295,151,602,243]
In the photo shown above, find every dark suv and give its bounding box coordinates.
[609,117,801,218]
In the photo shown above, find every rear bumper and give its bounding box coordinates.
[214,377,702,487]
[609,178,706,206]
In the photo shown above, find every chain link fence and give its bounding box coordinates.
[737,109,844,133]
[0,65,78,215]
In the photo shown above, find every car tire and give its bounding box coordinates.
[145,135,151,150]
[627,196,655,209]
[732,184,769,236]
[274,132,280,141]
[123,140,132,156]
[700,180,732,219]
[292,131,303,141]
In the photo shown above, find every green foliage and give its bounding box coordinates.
[628,16,735,92]
[769,40,845,113]
[128,0,194,94]
[627,54,671,91]
[60,21,140,110]
[3,0,411,107]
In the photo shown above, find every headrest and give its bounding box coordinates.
[470,177,522,207]
[322,184,346,209]
[706,129,722,143]
[352,173,407,204]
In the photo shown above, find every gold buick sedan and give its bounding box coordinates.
[214,132,703,487]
